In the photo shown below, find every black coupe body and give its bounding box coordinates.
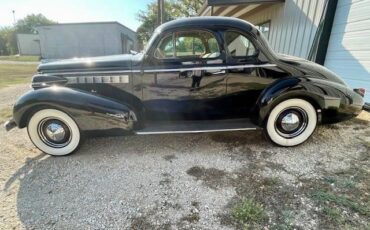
[6,17,365,155]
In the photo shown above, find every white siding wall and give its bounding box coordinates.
[38,23,136,59]
[17,34,41,56]
[241,0,327,58]
[325,0,370,102]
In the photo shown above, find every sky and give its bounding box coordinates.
[0,0,154,31]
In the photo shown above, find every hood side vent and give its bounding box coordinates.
[32,74,68,89]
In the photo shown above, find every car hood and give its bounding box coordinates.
[38,54,139,73]
[276,54,347,86]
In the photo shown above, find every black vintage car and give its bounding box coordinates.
[5,17,365,156]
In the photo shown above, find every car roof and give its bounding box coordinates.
[156,16,255,33]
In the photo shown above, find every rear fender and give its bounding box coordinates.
[13,86,137,131]
[255,77,350,125]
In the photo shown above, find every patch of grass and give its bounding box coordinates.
[323,176,336,184]
[322,206,341,222]
[232,198,267,225]
[323,176,356,189]
[0,55,40,62]
[311,190,369,216]
[0,107,12,123]
[0,63,37,88]
[272,209,294,230]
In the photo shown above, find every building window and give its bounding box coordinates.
[257,21,271,40]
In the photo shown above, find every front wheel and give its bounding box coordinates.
[27,109,81,156]
[265,99,317,147]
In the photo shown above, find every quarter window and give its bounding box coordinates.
[154,30,220,59]
[225,31,256,57]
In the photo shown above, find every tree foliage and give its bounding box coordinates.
[0,14,56,55]
[15,14,57,34]
[136,0,204,49]
[0,27,18,55]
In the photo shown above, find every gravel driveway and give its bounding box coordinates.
[0,84,369,229]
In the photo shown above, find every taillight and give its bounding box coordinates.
[354,88,366,97]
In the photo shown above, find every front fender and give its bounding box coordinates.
[14,86,137,131]
[255,77,362,125]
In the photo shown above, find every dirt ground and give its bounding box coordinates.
[0,84,369,230]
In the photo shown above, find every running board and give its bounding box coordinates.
[135,119,259,135]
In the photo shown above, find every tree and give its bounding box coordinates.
[0,14,56,55]
[0,27,18,55]
[15,14,57,34]
[136,0,204,49]
[172,0,204,18]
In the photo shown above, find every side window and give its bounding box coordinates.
[154,34,174,58]
[225,31,256,57]
[175,35,204,57]
[155,30,220,59]
[208,37,219,54]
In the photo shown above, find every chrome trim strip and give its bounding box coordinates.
[226,64,277,69]
[50,64,277,76]
[142,64,277,73]
[52,70,133,76]
[135,127,258,135]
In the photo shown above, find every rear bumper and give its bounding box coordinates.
[4,118,17,131]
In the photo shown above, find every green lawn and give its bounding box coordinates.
[0,63,37,88]
[0,55,40,62]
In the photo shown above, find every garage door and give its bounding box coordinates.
[325,0,370,102]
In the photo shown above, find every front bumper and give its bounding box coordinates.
[4,118,17,131]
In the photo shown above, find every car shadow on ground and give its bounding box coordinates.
[3,131,269,229]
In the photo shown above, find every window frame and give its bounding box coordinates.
[151,29,223,62]
[223,29,260,61]
[153,33,175,59]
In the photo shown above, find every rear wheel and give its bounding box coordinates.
[27,109,81,156]
[265,99,317,146]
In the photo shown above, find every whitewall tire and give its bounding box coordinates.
[265,99,317,147]
[27,109,81,156]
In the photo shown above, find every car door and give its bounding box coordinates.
[141,29,228,121]
[224,30,277,118]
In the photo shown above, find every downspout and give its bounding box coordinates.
[308,0,338,65]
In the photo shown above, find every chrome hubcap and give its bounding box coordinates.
[45,123,66,142]
[275,107,308,138]
[38,118,72,148]
[281,113,300,132]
